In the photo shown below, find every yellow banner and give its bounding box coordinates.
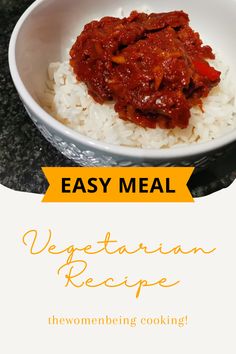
[42,167,194,203]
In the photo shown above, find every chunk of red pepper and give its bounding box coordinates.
[193,60,221,81]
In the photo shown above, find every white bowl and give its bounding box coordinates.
[8,0,236,167]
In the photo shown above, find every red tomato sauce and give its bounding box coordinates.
[70,11,221,129]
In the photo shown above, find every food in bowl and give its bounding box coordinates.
[70,10,221,129]
[43,10,236,149]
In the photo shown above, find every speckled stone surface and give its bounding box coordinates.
[0,0,77,194]
[1,0,236,197]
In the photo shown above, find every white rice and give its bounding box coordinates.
[43,56,236,149]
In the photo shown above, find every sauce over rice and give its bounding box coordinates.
[70,11,221,129]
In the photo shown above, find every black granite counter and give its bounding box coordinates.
[0,0,78,194]
[1,0,236,196]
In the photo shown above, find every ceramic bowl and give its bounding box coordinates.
[9,0,236,167]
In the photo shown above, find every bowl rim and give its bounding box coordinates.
[8,0,236,160]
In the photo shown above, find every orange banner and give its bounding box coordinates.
[42,167,194,203]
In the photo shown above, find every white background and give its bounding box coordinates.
[0,182,235,353]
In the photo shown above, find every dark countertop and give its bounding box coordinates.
[0,0,236,197]
[0,0,77,194]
